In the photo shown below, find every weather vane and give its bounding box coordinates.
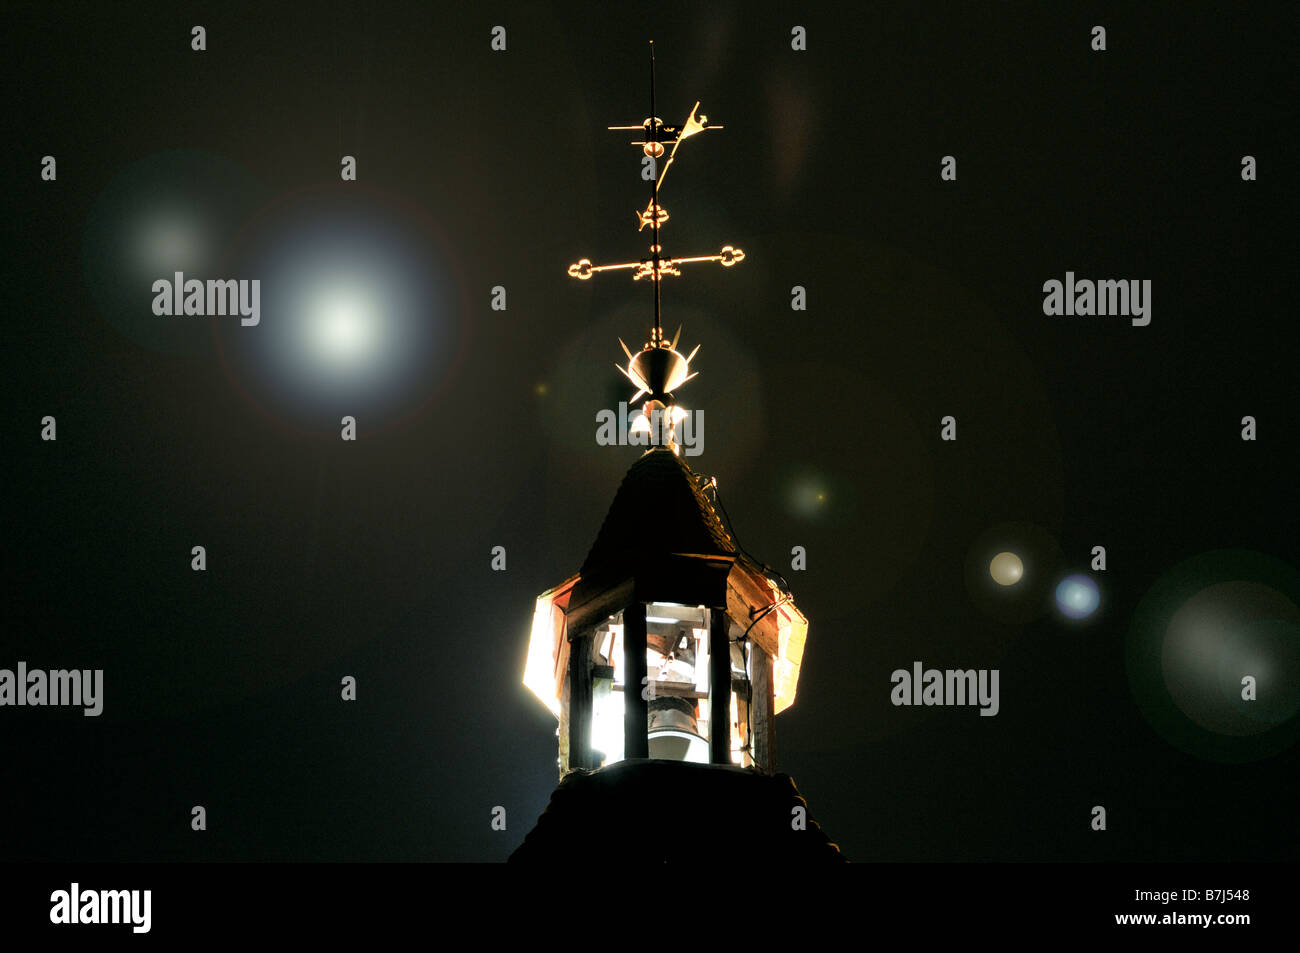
[568,41,744,447]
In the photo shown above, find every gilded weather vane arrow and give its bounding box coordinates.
[568,41,744,446]
[610,99,722,232]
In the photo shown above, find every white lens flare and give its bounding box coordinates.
[135,212,207,274]
[304,284,381,373]
[216,191,456,426]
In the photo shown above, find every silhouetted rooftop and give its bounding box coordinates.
[509,759,846,863]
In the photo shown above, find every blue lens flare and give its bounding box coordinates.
[1055,573,1099,619]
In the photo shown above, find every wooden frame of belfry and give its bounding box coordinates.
[527,524,805,777]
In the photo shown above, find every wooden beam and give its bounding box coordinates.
[709,608,730,764]
[566,577,635,635]
[617,683,707,700]
[751,646,775,773]
[557,667,570,775]
[567,630,593,770]
[623,602,649,759]
[725,572,780,658]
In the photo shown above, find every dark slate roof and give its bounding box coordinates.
[578,448,737,586]
[509,759,847,863]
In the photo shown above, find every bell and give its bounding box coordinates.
[647,696,709,763]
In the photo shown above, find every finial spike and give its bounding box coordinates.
[649,40,662,337]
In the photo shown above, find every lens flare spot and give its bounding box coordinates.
[1056,573,1099,619]
[306,286,380,372]
[989,551,1023,586]
[789,475,830,517]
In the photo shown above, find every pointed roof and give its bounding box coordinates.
[577,447,739,590]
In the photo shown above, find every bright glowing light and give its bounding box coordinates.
[1056,574,1100,619]
[522,576,578,717]
[591,676,624,766]
[305,287,380,371]
[215,190,452,425]
[990,551,1024,586]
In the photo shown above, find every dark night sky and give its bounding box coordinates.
[4,1,1297,862]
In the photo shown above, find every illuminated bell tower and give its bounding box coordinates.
[513,44,840,863]
[523,447,809,775]
[523,42,807,777]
